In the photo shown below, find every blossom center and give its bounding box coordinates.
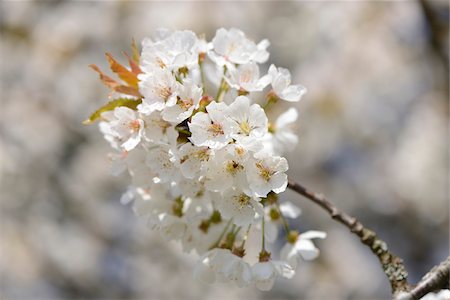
[208,123,224,137]
[226,160,244,175]
[156,57,166,68]
[177,96,194,110]
[155,84,172,100]
[255,162,274,182]
[193,148,210,161]
[240,69,252,83]
[239,120,251,135]
[234,146,245,157]
[128,120,141,132]
[234,193,250,208]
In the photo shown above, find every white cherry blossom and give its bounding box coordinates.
[139,68,180,113]
[268,64,307,102]
[280,230,327,269]
[105,107,144,151]
[246,153,289,197]
[252,260,295,291]
[145,144,179,183]
[205,144,250,192]
[141,29,200,72]
[162,80,202,123]
[208,28,268,67]
[217,189,263,227]
[188,101,234,149]
[177,143,211,179]
[263,108,299,155]
[141,111,178,144]
[227,96,268,150]
[225,62,270,92]
[194,248,252,287]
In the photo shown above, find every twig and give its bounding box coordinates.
[287,180,410,294]
[396,256,450,300]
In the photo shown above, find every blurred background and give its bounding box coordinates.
[1,1,448,299]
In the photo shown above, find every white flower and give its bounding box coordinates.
[264,108,299,155]
[162,80,202,123]
[225,63,270,92]
[208,28,267,67]
[246,153,289,197]
[177,143,211,179]
[193,248,231,284]
[280,230,326,269]
[217,189,263,227]
[141,111,178,144]
[104,107,144,151]
[188,101,234,149]
[145,144,179,183]
[99,112,121,150]
[251,39,270,64]
[227,96,268,150]
[205,144,249,192]
[252,260,295,291]
[194,248,252,287]
[141,29,200,71]
[268,64,306,102]
[217,252,253,287]
[138,68,180,113]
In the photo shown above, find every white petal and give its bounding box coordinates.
[276,108,298,128]
[279,202,301,219]
[273,260,295,279]
[270,172,288,194]
[280,84,307,102]
[296,239,320,261]
[255,278,275,291]
[300,230,327,240]
[122,133,141,151]
[264,221,279,243]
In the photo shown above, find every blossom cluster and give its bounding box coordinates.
[88,28,325,290]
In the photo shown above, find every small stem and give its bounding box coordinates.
[275,202,290,234]
[199,55,207,96]
[233,226,242,236]
[210,219,232,249]
[215,66,227,102]
[261,215,266,252]
[240,224,252,248]
[263,90,278,110]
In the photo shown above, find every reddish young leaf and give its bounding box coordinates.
[89,64,141,97]
[89,64,120,89]
[105,53,139,88]
[123,51,142,75]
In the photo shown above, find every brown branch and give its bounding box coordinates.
[395,256,450,300]
[287,180,410,295]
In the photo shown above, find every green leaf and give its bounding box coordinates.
[83,97,142,125]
